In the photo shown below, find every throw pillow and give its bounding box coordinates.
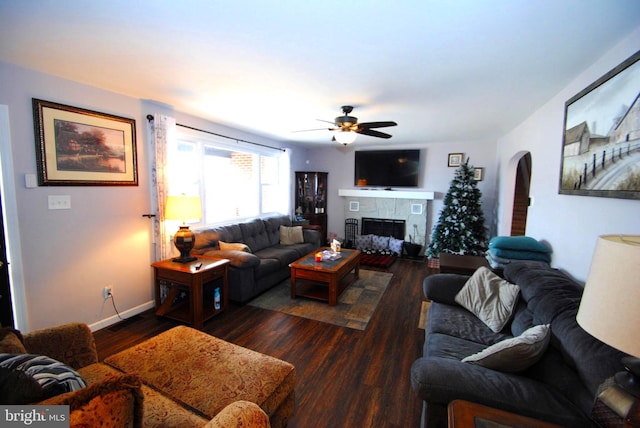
[279,225,304,245]
[355,234,372,250]
[371,235,390,251]
[0,328,27,354]
[462,324,551,372]
[388,237,404,255]
[454,266,520,333]
[0,366,46,404]
[0,353,87,399]
[40,374,143,428]
[218,241,251,253]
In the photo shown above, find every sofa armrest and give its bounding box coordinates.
[22,322,98,370]
[423,273,470,305]
[204,400,271,428]
[202,250,260,269]
[40,374,143,427]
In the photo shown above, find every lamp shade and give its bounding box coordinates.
[334,130,357,145]
[165,195,202,223]
[577,235,640,358]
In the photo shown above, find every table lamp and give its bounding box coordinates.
[165,194,202,263]
[577,235,640,397]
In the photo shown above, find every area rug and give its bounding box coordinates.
[418,300,431,329]
[248,270,393,331]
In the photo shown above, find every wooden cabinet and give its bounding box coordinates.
[295,171,328,242]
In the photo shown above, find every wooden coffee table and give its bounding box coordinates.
[289,248,361,306]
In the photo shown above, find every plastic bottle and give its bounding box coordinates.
[214,288,221,310]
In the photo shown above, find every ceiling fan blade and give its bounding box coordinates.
[357,121,397,129]
[357,128,392,139]
[292,127,335,133]
[316,119,336,125]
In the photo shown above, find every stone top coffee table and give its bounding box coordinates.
[289,247,361,306]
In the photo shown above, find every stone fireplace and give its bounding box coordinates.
[338,188,435,251]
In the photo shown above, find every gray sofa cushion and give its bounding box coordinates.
[263,216,291,246]
[239,219,271,253]
[504,262,627,398]
[426,302,510,348]
[253,247,300,267]
[192,224,243,253]
[254,258,282,278]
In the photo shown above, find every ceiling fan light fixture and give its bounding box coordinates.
[334,130,357,145]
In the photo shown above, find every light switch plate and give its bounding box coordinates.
[25,174,38,188]
[48,195,71,210]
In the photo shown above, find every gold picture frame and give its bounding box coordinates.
[474,167,484,181]
[32,99,138,186]
[448,153,463,167]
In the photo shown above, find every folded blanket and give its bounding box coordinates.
[489,247,551,263]
[486,250,513,264]
[489,236,551,254]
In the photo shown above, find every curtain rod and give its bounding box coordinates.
[146,114,285,152]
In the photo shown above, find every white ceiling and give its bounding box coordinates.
[1,0,639,148]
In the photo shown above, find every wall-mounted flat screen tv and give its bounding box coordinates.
[354,149,420,187]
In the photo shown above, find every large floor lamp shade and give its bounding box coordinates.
[165,195,201,263]
[577,235,640,397]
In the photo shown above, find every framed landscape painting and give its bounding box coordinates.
[559,50,640,200]
[33,99,138,186]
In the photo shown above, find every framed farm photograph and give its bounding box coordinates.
[33,99,138,186]
[559,50,640,200]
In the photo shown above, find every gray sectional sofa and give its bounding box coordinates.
[411,261,627,427]
[191,215,322,303]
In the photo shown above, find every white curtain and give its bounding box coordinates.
[150,114,176,261]
[279,148,291,216]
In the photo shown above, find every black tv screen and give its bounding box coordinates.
[354,149,420,187]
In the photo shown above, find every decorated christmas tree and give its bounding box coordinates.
[427,160,487,258]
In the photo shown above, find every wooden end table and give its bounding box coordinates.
[439,253,490,275]
[448,400,562,428]
[289,248,360,306]
[151,257,229,329]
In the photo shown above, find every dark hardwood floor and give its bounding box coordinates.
[93,258,434,428]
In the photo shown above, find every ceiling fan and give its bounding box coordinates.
[295,106,397,145]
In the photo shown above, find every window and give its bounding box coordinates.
[168,129,289,226]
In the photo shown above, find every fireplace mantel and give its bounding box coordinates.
[338,189,435,200]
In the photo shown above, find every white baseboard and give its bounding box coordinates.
[89,300,155,332]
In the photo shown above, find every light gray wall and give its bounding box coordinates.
[0,62,288,332]
[1,62,153,331]
[290,140,499,248]
[496,26,640,281]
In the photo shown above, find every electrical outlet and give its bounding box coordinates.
[103,285,113,299]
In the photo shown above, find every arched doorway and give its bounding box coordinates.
[510,153,532,236]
